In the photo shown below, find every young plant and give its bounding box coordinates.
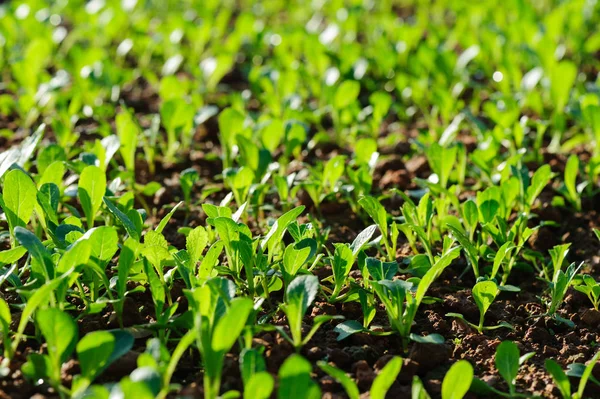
[447,281,512,333]
[574,275,600,310]
[471,341,534,398]
[372,246,461,350]
[186,278,254,399]
[22,308,78,398]
[180,168,199,211]
[494,341,535,398]
[558,155,583,211]
[546,351,600,399]
[545,261,583,326]
[318,356,403,399]
[359,196,398,262]
[279,275,342,351]
[78,165,107,228]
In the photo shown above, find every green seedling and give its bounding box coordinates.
[318,356,402,399]
[373,246,461,350]
[447,281,513,333]
[279,275,342,351]
[574,275,600,310]
[546,351,600,399]
[186,278,254,399]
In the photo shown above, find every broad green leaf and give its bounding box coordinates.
[371,356,402,399]
[441,360,473,399]
[212,297,253,352]
[78,166,106,228]
[187,226,209,265]
[0,246,27,265]
[462,200,478,230]
[526,165,552,208]
[282,241,312,280]
[278,354,321,399]
[331,244,354,293]
[2,169,37,233]
[37,308,78,366]
[77,331,115,381]
[141,231,171,268]
[261,206,305,251]
[244,372,274,399]
[495,341,519,387]
[472,281,498,317]
[14,226,54,280]
[86,226,119,264]
[334,80,360,109]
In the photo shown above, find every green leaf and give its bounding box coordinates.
[78,166,106,228]
[411,376,432,399]
[0,246,27,265]
[103,197,141,241]
[155,201,182,234]
[86,226,119,264]
[415,246,461,305]
[322,155,346,191]
[350,225,377,256]
[550,61,577,111]
[187,226,209,265]
[577,351,600,398]
[77,331,115,381]
[2,169,37,234]
[462,200,478,230]
[261,206,305,252]
[365,257,398,281]
[180,168,199,205]
[526,165,552,208]
[283,275,319,346]
[240,348,266,385]
[116,110,138,172]
[331,244,354,295]
[334,80,360,109]
[371,356,402,399]
[409,333,445,345]
[495,341,520,388]
[278,354,321,399]
[358,197,388,238]
[212,298,253,352]
[318,361,359,399]
[244,372,274,399]
[37,308,78,366]
[15,226,54,280]
[141,231,171,268]
[282,241,312,281]
[334,320,364,341]
[36,183,60,225]
[472,280,498,318]
[545,359,570,398]
[441,360,473,399]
